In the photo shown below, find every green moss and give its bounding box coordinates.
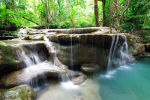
[0,45,16,65]
[0,44,17,76]
[0,85,36,100]
[24,35,31,40]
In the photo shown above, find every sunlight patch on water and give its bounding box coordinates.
[60,81,79,90]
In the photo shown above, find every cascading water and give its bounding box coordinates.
[70,34,73,68]
[107,35,133,70]
[19,50,34,67]
[104,35,134,78]
[44,36,79,90]
[44,36,66,69]
[15,46,49,91]
[107,36,116,71]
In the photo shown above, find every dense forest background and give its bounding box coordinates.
[0,0,150,42]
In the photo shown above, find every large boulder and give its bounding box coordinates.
[0,63,66,88]
[0,85,36,100]
[0,42,18,77]
[133,43,145,56]
[125,33,145,56]
[47,33,125,69]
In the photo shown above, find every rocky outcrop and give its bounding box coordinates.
[133,43,145,56]
[46,27,101,34]
[12,42,50,68]
[48,34,125,48]
[47,33,125,69]
[0,85,36,100]
[125,33,145,56]
[0,42,18,77]
[0,63,66,88]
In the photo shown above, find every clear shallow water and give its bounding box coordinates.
[99,58,150,100]
[38,79,101,100]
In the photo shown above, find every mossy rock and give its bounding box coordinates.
[0,85,36,100]
[0,43,17,77]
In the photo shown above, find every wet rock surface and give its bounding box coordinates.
[13,42,50,68]
[0,42,17,77]
[72,73,87,85]
[0,63,66,88]
[125,33,146,56]
[81,64,100,73]
[145,43,150,52]
[0,85,36,100]
[47,33,125,49]
[55,43,110,69]
[133,43,145,56]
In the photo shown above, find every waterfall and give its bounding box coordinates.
[107,36,116,71]
[44,36,79,89]
[70,34,73,69]
[16,47,41,67]
[19,50,34,67]
[107,35,134,71]
[15,45,49,91]
[44,36,66,69]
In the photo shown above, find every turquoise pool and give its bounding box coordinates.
[99,58,150,100]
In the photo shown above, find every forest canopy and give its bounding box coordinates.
[0,0,150,34]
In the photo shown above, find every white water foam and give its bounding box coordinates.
[100,70,117,79]
[60,81,79,90]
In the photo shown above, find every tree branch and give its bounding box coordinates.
[22,16,39,25]
[119,0,130,22]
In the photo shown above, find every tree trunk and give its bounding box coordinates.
[102,0,106,26]
[116,0,120,33]
[109,0,113,33]
[94,0,99,27]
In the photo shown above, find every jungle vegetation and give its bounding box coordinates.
[0,0,150,41]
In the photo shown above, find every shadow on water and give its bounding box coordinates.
[98,58,150,100]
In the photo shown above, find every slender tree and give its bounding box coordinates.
[94,0,99,27]
[102,0,106,26]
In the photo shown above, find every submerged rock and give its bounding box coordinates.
[72,73,87,85]
[81,64,100,73]
[0,85,36,100]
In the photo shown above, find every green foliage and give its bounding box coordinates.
[0,0,96,29]
[60,21,71,28]
[120,0,150,32]
[141,30,150,43]
[0,0,37,30]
